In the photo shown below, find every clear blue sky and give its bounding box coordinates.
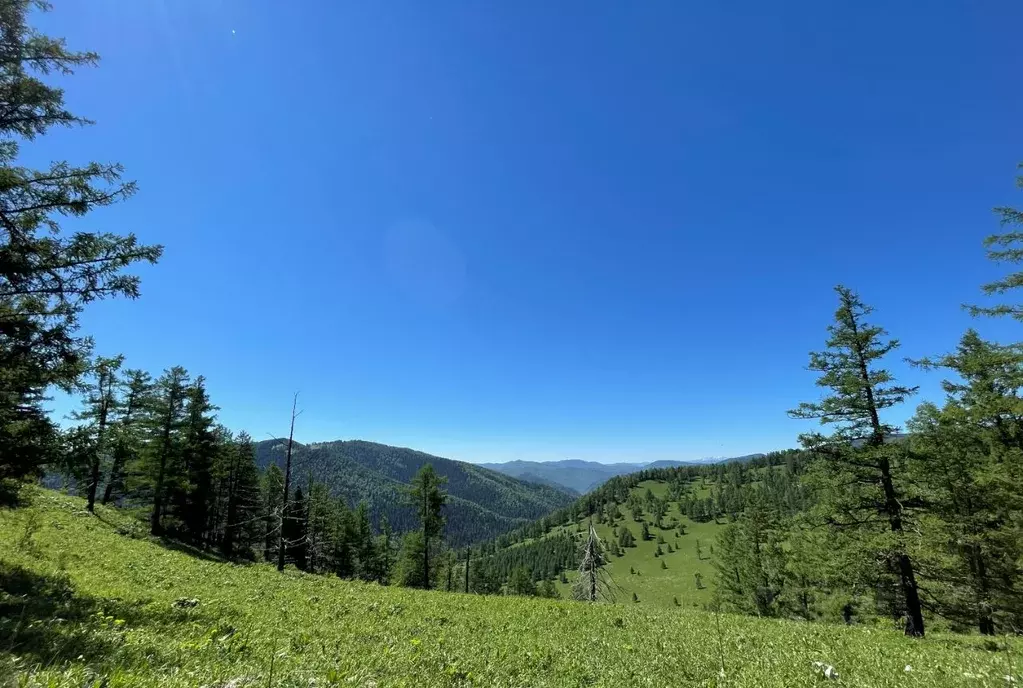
[37,1,1023,463]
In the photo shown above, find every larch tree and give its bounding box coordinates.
[102,368,151,505]
[908,331,1023,634]
[0,0,161,495]
[405,463,447,589]
[181,376,218,544]
[966,163,1023,320]
[69,354,122,512]
[789,285,925,636]
[146,367,189,536]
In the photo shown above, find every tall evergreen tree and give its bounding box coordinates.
[0,0,161,495]
[145,367,189,536]
[102,368,150,505]
[69,355,121,512]
[180,376,218,543]
[219,431,262,558]
[790,285,925,636]
[403,463,447,589]
[967,163,1023,320]
[261,462,284,562]
[909,331,1023,634]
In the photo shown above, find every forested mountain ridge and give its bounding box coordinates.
[479,458,690,493]
[254,439,575,545]
[480,455,765,493]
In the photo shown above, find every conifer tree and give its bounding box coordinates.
[102,369,151,505]
[0,1,161,493]
[219,431,262,558]
[180,376,217,543]
[405,463,447,589]
[146,367,189,536]
[967,164,1023,320]
[790,285,925,636]
[70,355,122,512]
[353,500,376,580]
[261,463,284,562]
[909,331,1023,634]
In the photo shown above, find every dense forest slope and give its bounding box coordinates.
[1,490,1012,688]
[254,439,575,544]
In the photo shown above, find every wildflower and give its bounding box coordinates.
[812,661,839,680]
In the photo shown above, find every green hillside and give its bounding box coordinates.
[254,439,575,544]
[2,490,1017,687]
[554,479,725,607]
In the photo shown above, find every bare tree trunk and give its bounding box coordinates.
[277,393,299,572]
[464,547,470,593]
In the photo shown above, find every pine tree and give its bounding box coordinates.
[304,480,334,573]
[405,463,447,589]
[377,515,393,584]
[0,1,161,495]
[789,285,925,636]
[180,376,218,544]
[641,521,651,541]
[967,164,1023,320]
[145,367,189,536]
[219,431,262,559]
[353,501,376,581]
[282,486,308,570]
[508,566,536,596]
[618,525,635,548]
[102,369,151,505]
[69,355,122,512]
[908,331,1023,634]
[261,463,284,562]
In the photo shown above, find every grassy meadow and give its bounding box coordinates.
[554,480,725,608]
[1,489,1019,687]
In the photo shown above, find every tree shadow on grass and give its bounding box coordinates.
[0,561,215,671]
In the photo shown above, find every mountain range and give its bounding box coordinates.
[478,458,686,494]
[253,439,576,545]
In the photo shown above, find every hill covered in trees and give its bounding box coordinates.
[254,439,575,544]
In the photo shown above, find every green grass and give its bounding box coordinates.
[2,489,1020,687]
[555,480,725,607]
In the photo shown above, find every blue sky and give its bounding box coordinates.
[36,1,1023,463]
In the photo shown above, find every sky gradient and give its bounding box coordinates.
[37,1,1023,463]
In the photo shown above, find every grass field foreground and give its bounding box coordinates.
[1,490,1019,687]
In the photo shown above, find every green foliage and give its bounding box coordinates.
[507,566,537,596]
[967,164,1023,319]
[0,0,161,491]
[789,286,926,636]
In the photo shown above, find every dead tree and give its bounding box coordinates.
[573,522,617,602]
[277,393,300,572]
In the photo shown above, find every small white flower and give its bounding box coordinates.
[905,665,913,672]
[812,661,840,680]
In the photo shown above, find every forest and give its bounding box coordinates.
[2,0,1023,653]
